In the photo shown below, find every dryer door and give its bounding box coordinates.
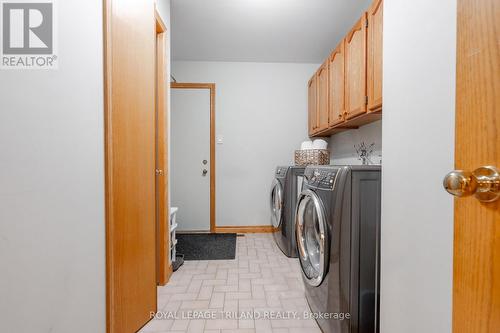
[296,189,329,287]
[270,179,284,228]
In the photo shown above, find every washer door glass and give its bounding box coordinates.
[270,179,283,228]
[296,190,329,286]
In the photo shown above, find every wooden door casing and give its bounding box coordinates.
[308,75,319,135]
[104,0,157,332]
[367,0,383,112]
[453,0,500,331]
[155,9,172,287]
[328,41,346,127]
[317,62,330,132]
[345,13,368,120]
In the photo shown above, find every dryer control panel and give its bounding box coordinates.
[304,167,338,190]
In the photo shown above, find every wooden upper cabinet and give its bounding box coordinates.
[367,0,383,112]
[317,62,329,132]
[328,40,345,127]
[345,13,368,120]
[308,74,318,135]
[307,0,382,137]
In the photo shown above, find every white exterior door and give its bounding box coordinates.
[171,88,211,232]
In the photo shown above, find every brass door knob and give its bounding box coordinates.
[443,166,500,202]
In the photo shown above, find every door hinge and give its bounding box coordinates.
[155,169,164,176]
[366,19,369,28]
[365,96,369,105]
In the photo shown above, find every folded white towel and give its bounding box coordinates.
[301,141,313,150]
[312,139,328,150]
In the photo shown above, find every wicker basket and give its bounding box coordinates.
[294,149,330,166]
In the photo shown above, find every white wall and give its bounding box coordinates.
[0,1,105,332]
[171,61,318,227]
[328,120,382,165]
[381,1,456,332]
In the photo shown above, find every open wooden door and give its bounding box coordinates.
[104,0,157,332]
[443,0,500,331]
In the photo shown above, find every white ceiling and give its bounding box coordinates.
[171,0,373,63]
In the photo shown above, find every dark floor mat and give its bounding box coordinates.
[176,233,237,260]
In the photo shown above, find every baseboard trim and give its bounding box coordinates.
[215,225,276,234]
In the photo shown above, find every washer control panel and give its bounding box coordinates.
[275,166,289,178]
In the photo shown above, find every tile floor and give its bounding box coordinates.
[140,233,321,333]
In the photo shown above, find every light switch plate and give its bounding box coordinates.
[216,135,224,144]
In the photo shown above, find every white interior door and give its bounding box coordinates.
[171,88,211,232]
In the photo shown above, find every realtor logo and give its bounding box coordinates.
[1,0,57,69]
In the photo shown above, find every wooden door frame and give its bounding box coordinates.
[170,82,216,233]
[154,9,172,286]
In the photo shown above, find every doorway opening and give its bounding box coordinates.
[171,83,216,233]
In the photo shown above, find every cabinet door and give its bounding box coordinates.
[328,41,345,127]
[308,74,318,135]
[367,0,383,112]
[317,62,329,132]
[345,13,368,119]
